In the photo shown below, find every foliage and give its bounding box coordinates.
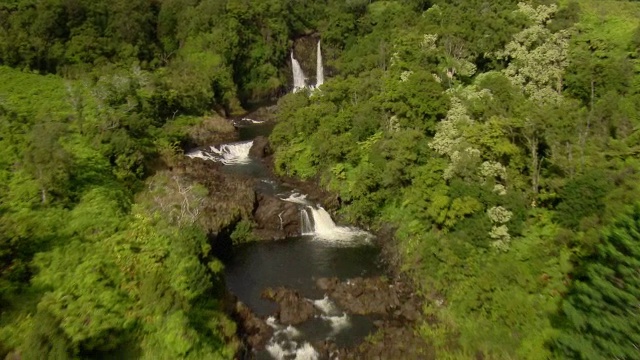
[0,60,237,357]
[551,205,640,360]
[270,0,640,358]
[1,0,640,358]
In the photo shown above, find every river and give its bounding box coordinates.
[187,117,383,359]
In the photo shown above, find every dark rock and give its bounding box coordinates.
[317,277,422,320]
[252,193,300,240]
[232,300,273,350]
[315,277,339,292]
[249,136,272,158]
[261,287,317,325]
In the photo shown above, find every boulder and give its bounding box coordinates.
[252,193,300,240]
[249,136,272,158]
[261,287,317,325]
[232,300,273,349]
[318,277,417,316]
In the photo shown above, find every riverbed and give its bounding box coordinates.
[187,117,384,359]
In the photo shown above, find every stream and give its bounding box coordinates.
[187,117,383,359]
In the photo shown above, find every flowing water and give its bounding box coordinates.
[291,52,307,93]
[316,41,324,88]
[187,96,379,359]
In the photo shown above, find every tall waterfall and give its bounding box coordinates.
[186,140,253,165]
[291,52,307,93]
[316,40,324,88]
[300,209,314,235]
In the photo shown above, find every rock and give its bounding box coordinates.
[315,277,339,292]
[249,136,272,158]
[261,287,317,325]
[232,301,273,349]
[318,277,420,319]
[399,301,420,322]
[328,277,396,315]
[252,193,300,239]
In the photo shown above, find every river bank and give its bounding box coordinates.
[179,108,433,359]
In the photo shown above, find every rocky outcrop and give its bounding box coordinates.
[314,276,429,359]
[316,276,421,321]
[249,136,272,158]
[252,193,301,240]
[261,287,317,325]
[182,115,237,150]
[229,298,273,350]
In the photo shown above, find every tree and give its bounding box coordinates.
[552,204,640,359]
[23,120,72,204]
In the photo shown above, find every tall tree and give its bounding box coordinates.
[552,204,640,359]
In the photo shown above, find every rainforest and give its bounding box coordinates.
[1,0,639,359]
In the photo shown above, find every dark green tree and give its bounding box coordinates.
[552,204,640,359]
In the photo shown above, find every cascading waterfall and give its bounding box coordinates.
[309,206,367,241]
[282,193,369,242]
[300,209,314,235]
[291,52,307,92]
[316,40,324,88]
[186,140,253,165]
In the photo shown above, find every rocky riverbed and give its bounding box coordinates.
[180,113,431,359]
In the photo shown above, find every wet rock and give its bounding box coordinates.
[313,339,340,360]
[316,276,424,322]
[315,277,339,292]
[325,277,400,315]
[249,136,272,158]
[232,300,273,349]
[252,193,300,240]
[261,287,317,325]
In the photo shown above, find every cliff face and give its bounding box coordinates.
[291,36,321,86]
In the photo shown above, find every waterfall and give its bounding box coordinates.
[186,140,253,165]
[308,206,369,242]
[316,40,324,88]
[291,52,307,92]
[300,208,314,235]
[281,193,369,242]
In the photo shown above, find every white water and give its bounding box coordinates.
[241,117,266,124]
[186,140,253,165]
[281,192,310,205]
[309,206,369,242]
[300,209,314,235]
[313,295,339,315]
[322,313,351,335]
[265,316,318,360]
[316,40,324,88]
[291,52,307,93]
[281,193,370,242]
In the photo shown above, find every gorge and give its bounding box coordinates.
[1,1,638,359]
[185,110,390,359]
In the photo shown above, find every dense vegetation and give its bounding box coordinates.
[1,0,639,359]
[0,0,352,358]
[271,0,640,358]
